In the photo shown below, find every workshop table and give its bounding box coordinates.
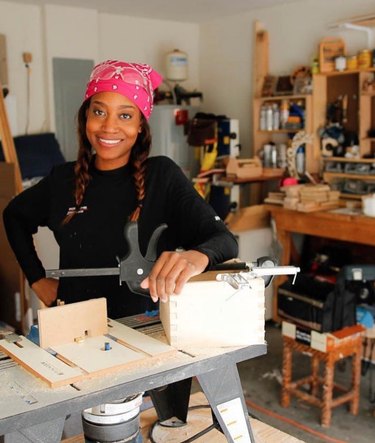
[265,205,375,321]
[0,321,266,443]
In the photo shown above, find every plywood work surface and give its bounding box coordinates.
[107,319,172,356]
[0,317,176,388]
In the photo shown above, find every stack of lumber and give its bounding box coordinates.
[264,191,285,205]
[282,184,340,212]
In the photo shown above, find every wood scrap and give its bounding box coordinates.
[275,183,340,212]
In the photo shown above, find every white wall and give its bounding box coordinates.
[0,1,45,135]
[98,14,199,91]
[199,0,375,156]
[0,1,199,140]
[0,0,374,155]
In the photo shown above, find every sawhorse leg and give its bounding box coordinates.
[1,417,66,443]
[197,363,255,443]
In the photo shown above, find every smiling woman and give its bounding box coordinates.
[3,59,238,316]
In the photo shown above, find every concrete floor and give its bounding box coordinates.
[237,321,375,443]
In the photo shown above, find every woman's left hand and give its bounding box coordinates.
[140,250,209,303]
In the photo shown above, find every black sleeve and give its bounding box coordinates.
[2,176,52,286]
[163,159,238,267]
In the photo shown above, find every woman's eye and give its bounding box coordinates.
[93,109,105,116]
[120,113,131,120]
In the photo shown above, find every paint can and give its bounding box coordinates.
[358,49,372,69]
[82,393,143,442]
[346,55,358,70]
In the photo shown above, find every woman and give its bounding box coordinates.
[3,60,238,319]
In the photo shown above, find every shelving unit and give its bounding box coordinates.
[322,156,375,200]
[253,94,315,170]
[252,22,318,175]
[314,68,375,199]
[313,68,375,156]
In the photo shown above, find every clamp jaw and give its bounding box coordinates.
[47,221,167,297]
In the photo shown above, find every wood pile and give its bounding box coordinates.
[265,184,340,212]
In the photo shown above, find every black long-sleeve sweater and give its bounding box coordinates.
[3,156,238,318]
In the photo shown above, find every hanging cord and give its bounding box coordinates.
[148,404,260,443]
[148,405,214,443]
[23,53,32,135]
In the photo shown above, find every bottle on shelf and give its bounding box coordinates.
[278,143,287,168]
[266,104,273,131]
[260,104,267,130]
[272,103,280,130]
[296,145,305,175]
[280,99,289,129]
[271,143,278,168]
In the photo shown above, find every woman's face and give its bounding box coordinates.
[86,91,142,170]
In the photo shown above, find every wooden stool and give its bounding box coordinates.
[280,328,363,427]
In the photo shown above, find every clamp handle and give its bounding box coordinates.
[120,222,168,296]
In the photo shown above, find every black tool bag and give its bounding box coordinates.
[278,271,357,333]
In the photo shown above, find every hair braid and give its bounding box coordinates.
[129,117,152,222]
[62,101,93,225]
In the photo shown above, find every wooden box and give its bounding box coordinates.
[318,37,346,73]
[225,157,263,179]
[160,272,265,348]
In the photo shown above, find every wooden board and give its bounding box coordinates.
[52,335,149,374]
[107,319,173,356]
[0,34,8,87]
[0,164,25,333]
[0,79,22,193]
[160,275,265,348]
[0,336,84,388]
[0,299,177,388]
[38,298,108,349]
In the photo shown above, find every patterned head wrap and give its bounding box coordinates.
[84,60,163,120]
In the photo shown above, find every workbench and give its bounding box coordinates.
[266,204,375,321]
[0,319,266,443]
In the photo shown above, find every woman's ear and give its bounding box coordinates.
[138,126,142,133]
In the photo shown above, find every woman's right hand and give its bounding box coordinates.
[31,278,59,307]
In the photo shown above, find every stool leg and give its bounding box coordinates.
[350,340,362,415]
[281,338,292,408]
[311,356,319,398]
[321,355,334,428]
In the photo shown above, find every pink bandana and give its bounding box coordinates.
[84,60,163,120]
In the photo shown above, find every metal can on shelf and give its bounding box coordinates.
[358,49,372,69]
[346,55,358,70]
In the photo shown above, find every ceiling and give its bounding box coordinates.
[8,0,307,23]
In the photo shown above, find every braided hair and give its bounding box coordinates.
[62,98,152,224]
